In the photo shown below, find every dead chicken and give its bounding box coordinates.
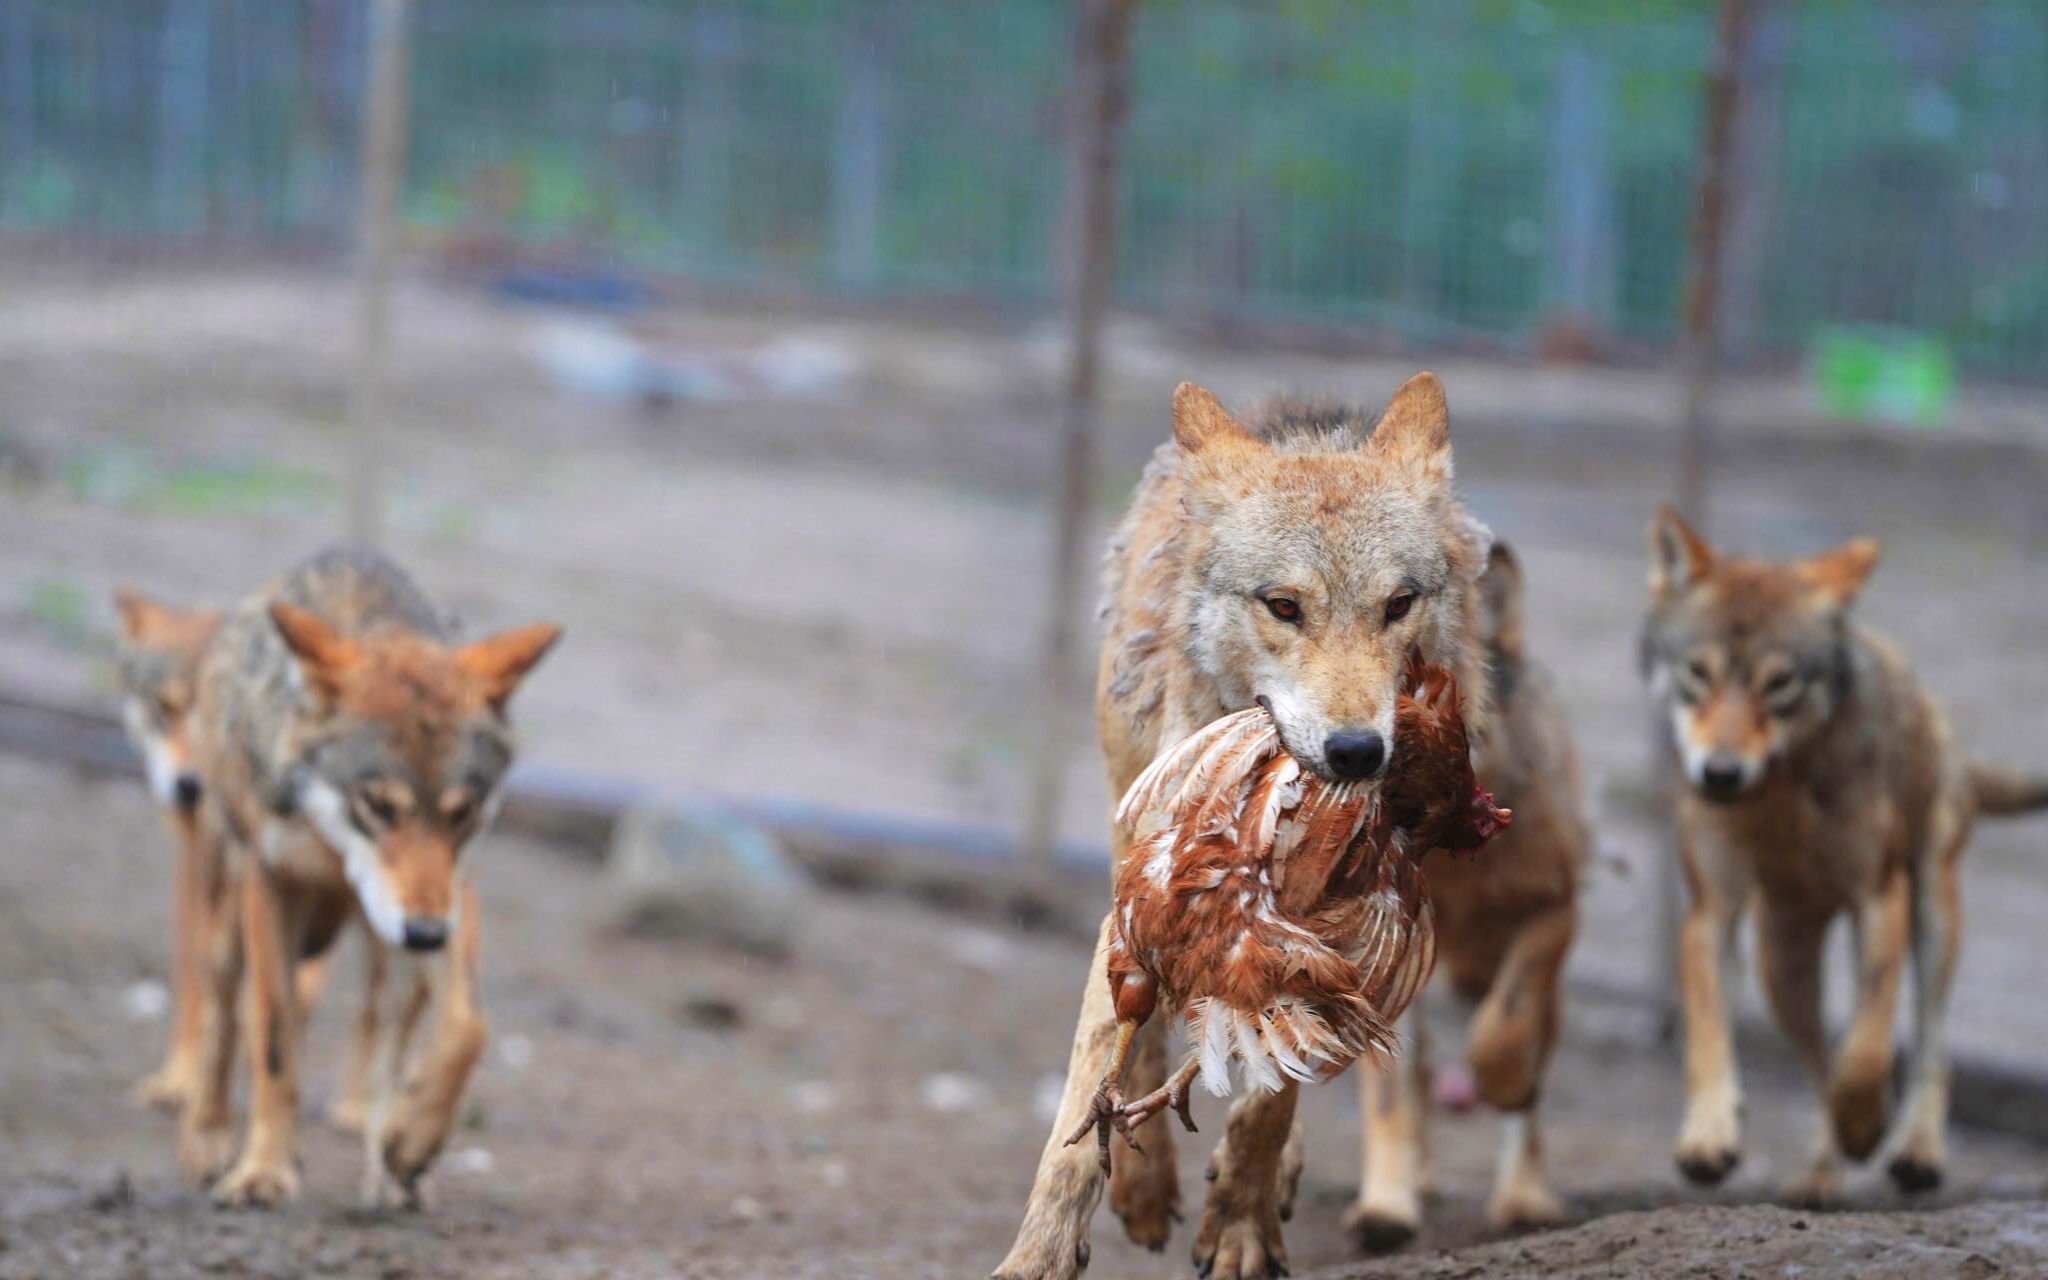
[1067,662,1511,1168]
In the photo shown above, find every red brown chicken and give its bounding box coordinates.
[1066,661,1511,1168]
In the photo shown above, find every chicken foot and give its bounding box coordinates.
[1120,1051,1201,1137]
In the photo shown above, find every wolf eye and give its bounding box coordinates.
[1761,670,1795,696]
[356,790,398,830]
[1264,596,1302,624]
[1685,658,1712,685]
[154,693,181,721]
[444,796,476,829]
[1384,593,1415,624]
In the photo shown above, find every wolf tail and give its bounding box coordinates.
[1971,761,2048,816]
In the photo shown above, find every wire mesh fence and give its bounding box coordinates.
[5,0,2046,380]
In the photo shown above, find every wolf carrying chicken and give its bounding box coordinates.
[1065,660,1509,1171]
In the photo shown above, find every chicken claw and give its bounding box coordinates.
[1120,1058,1200,1137]
[1063,1081,1144,1174]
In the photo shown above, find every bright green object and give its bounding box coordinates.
[1812,329,1956,429]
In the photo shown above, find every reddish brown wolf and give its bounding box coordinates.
[1644,508,2048,1202]
[113,589,223,1111]
[179,547,559,1207]
[1347,542,1587,1250]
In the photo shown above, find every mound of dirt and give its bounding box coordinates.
[1318,1199,2048,1279]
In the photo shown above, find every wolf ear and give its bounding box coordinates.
[114,587,166,641]
[1480,541,1525,660]
[1648,505,1715,597]
[457,622,562,711]
[269,602,358,703]
[1370,372,1451,483]
[1171,382,1255,456]
[1797,537,1879,609]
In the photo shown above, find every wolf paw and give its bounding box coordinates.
[1195,1149,1290,1278]
[177,1122,236,1185]
[381,1112,449,1193]
[326,1091,371,1136]
[1344,1198,1419,1254]
[130,1061,199,1112]
[1486,1178,1564,1231]
[1675,1099,1742,1186]
[1887,1153,1943,1194]
[1108,1136,1178,1251]
[1782,1158,1843,1208]
[212,1156,300,1208]
[1827,1070,1889,1162]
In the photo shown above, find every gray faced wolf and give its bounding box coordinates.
[178,547,559,1208]
[996,374,1518,1280]
[1643,507,2047,1203]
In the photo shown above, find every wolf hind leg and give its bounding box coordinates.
[1890,826,1965,1193]
[328,935,390,1134]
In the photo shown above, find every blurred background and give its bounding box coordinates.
[2,3,2045,1276]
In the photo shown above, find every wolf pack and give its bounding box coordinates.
[110,373,2043,1278]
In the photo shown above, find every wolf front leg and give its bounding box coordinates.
[1346,1013,1431,1253]
[380,877,488,1203]
[359,951,431,1208]
[1673,836,1749,1187]
[135,812,213,1110]
[177,853,242,1184]
[213,865,304,1206]
[992,913,1128,1280]
[1194,1078,1300,1280]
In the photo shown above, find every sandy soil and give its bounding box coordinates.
[1,757,2044,1280]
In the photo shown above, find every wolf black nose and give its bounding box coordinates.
[1324,730,1386,781]
[402,917,449,952]
[1699,757,1747,801]
[173,774,202,811]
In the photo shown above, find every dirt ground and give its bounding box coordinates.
[2,259,2048,1276]
[2,756,2044,1280]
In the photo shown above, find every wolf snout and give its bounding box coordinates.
[1696,755,1753,803]
[401,916,450,953]
[172,773,202,812]
[1324,729,1387,781]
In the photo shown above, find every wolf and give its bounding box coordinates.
[1347,541,1588,1250]
[1643,508,2048,1202]
[113,588,223,1110]
[995,374,1500,1280]
[179,547,559,1207]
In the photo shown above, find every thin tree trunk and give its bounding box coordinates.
[346,0,411,547]
[1021,0,1137,872]
[1655,0,1754,1040]
[1672,0,1753,532]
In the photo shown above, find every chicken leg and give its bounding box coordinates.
[1063,1018,1150,1174]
